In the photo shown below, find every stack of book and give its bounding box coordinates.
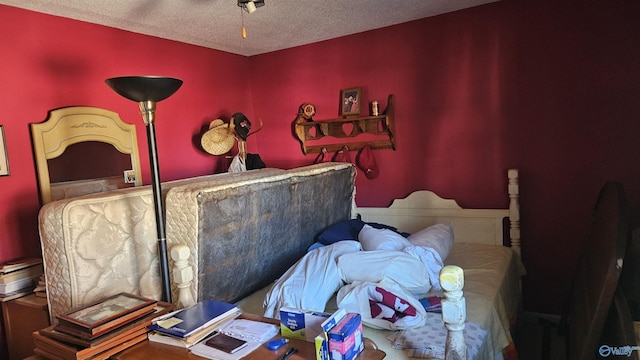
[33,273,47,298]
[147,300,241,348]
[0,257,44,301]
[33,292,174,360]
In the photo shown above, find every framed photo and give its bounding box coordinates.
[0,126,8,176]
[57,292,156,329]
[124,169,137,184]
[340,87,362,117]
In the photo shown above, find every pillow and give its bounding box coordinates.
[316,219,365,245]
[367,222,410,238]
[358,224,412,251]
[407,223,454,261]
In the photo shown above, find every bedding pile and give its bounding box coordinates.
[257,218,523,360]
[262,219,455,331]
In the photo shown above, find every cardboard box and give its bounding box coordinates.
[328,312,363,360]
[315,309,346,360]
[315,309,363,360]
[279,307,329,342]
[315,334,329,360]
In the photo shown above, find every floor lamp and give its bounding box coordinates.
[105,75,183,303]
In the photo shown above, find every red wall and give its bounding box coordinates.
[0,5,254,261]
[0,7,255,354]
[0,2,639,352]
[247,1,640,316]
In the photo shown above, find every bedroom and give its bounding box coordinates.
[0,0,639,358]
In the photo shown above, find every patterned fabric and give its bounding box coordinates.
[390,312,487,359]
[369,286,417,322]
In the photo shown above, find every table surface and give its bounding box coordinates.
[113,313,386,360]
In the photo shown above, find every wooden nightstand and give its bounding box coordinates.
[2,294,50,360]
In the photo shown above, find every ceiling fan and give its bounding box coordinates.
[238,0,265,14]
[237,0,265,38]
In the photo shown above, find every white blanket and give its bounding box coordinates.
[262,241,362,318]
[337,250,431,296]
[263,241,438,330]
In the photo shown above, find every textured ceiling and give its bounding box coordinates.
[1,0,498,56]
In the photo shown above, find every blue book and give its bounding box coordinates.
[419,296,442,313]
[148,300,239,338]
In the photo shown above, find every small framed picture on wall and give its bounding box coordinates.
[0,126,8,176]
[340,87,361,117]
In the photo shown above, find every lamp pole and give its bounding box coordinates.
[140,100,171,303]
[105,76,183,303]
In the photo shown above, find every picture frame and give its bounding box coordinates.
[340,87,362,117]
[56,292,156,329]
[0,126,8,176]
[124,169,137,184]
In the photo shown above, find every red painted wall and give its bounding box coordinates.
[1,2,639,353]
[247,1,640,316]
[0,6,254,354]
[0,5,253,261]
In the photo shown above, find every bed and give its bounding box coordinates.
[235,169,524,360]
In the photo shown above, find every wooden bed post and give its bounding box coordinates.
[508,169,521,256]
[440,265,466,360]
[171,245,196,308]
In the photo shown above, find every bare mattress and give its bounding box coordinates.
[38,163,356,320]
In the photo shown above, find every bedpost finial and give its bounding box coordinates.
[440,265,464,291]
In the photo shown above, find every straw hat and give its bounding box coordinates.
[201,119,235,155]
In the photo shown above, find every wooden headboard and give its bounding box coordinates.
[31,106,143,204]
[355,169,521,256]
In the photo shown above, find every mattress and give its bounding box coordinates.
[236,243,523,360]
[166,163,356,304]
[38,171,270,319]
[39,163,355,321]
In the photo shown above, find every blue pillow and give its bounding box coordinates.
[316,219,365,245]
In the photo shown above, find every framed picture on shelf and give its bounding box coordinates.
[0,126,8,176]
[56,292,156,330]
[340,87,361,117]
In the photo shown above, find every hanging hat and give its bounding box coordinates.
[231,112,252,141]
[356,145,379,179]
[313,148,330,164]
[333,146,352,163]
[201,119,235,155]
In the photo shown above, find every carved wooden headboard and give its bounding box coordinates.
[31,106,143,204]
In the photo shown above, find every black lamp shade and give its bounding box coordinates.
[105,76,183,102]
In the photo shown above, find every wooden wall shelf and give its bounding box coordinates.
[294,94,396,154]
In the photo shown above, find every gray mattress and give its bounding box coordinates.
[166,163,356,303]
